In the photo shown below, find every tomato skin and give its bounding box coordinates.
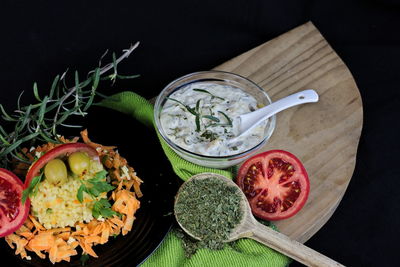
[0,168,30,237]
[25,143,98,187]
[236,150,310,221]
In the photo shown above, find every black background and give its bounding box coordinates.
[1,0,399,266]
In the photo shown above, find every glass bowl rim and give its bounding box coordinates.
[154,70,276,160]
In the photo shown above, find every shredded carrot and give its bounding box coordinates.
[29,215,46,231]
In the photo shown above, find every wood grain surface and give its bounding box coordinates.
[213,22,363,243]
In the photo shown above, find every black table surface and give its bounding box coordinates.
[1,1,399,266]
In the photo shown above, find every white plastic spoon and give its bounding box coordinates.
[230,89,319,144]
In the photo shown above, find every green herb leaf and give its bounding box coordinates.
[38,96,49,125]
[117,74,140,79]
[88,187,101,197]
[100,207,118,218]
[195,114,201,132]
[0,132,40,159]
[77,184,86,203]
[92,182,115,193]
[112,52,118,83]
[186,106,197,115]
[49,75,60,99]
[22,173,44,204]
[166,97,197,116]
[33,82,41,102]
[77,170,114,201]
[91,198,118,219]
[0,104,17,121]
[93,170,108,180]
[193,88,225,101]
[218,111,233,126]
[202,115,220,122]
[200,130,218,141]
[195,99,201,113]
[83,68,100,111]
[166,97,195,114]
[92,208,100,219]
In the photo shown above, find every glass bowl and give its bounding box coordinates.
[154,71,276,169]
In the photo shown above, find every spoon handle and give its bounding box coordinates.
[238,89,319,136]
[250,220,344,267]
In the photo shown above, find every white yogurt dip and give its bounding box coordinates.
[160,82,267,156]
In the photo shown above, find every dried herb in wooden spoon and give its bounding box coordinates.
[175,173,344,267]
[174,173,243,256]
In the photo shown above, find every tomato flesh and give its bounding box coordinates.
[237,150,309,221]
[25,143,98,187]
[0,168,30,237]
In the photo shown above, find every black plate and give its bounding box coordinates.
[0,106,180,266]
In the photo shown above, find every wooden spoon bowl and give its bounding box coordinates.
[175,173,344,267]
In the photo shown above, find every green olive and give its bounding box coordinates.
[44,159,68,185]
[68,152,90,175]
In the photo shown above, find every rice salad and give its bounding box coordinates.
[30,159,104,229]
[5,130,143,264]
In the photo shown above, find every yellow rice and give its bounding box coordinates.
[30,160,105,229]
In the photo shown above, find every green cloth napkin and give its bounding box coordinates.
[99,91,291,267]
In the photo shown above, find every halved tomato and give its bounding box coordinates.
[236,150,309,221]
[0,168,30,237]
[25,143,98,187]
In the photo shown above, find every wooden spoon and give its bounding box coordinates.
[175,173,344,267]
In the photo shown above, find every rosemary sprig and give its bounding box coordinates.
[0,43,140,169]
[167,97,221,132]
[166,97,196,115]
[193,88,225,101]
[218,111,233,126]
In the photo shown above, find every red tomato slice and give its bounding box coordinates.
[25,143,98,187]
[236,150,310,221]
[0,168,30,237]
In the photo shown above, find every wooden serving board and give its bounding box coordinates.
[213,22,363,243]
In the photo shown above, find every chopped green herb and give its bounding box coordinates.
[89,169,108,181]
[22,172,44,204]
[77,184,86,203]
[195,114,201,132]
[218,111,233,126]
[166,97,197,115]
[202,115,220,122]
[46,208,53,214]
[200,130,218,142]
[175,177,243,257]
[92,198,119,219]
[76,170,114,203]
[168,95,229,134]
[195,99,201,113]
[193,88,225,101]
